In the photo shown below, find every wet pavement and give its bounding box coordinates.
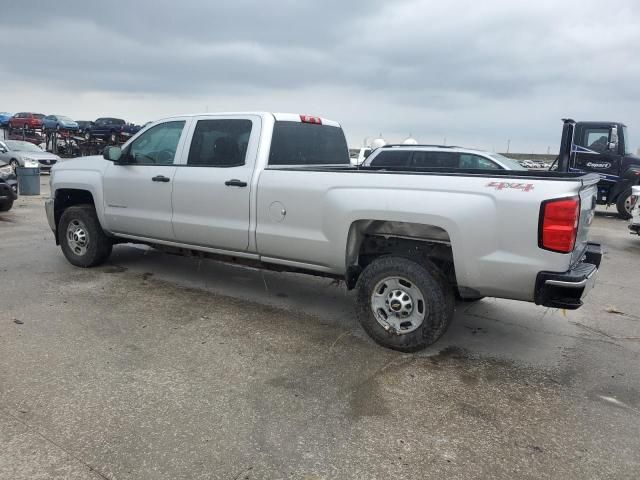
[1,178,639,479]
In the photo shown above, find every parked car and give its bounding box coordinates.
[350,147,373,165]
[629,185,640,235]
[85,117,126,142]
[42,115,79,132]
[0,159,18,211]
[8,112,45,131]
[520,160,535,168]
[0,139,60,172]
[362,144,527,171]
[75,120,94,135]
[0,112,12,127]
[46,111,602,352]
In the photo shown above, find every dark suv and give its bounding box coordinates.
[85,117,126,143]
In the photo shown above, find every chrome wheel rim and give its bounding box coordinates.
[371,276,426,334]
[624,195,633,214]
[66,219,89,256]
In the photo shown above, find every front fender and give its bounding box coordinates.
[51,169,109,233]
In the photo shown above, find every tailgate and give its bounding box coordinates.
[571,176,598,266]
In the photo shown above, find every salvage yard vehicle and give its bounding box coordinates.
[85,117,126,143]
[362,144,527,171]
[0,112,12,127]
[0,159,18,211]
[8,112,45,131]
[629,185,640,235]
[46,112,602,352]
[42,115,79,132]
[0,139,60,172]
[554,121,640,219]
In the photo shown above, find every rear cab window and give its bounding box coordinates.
[268,121,350,166]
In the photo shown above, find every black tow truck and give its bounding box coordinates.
[554,120,640,218]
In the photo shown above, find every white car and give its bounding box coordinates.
[629,185,640,235]
[362,144,527,171]
[0,140,61,173]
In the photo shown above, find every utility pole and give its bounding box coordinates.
[507,139,511,153]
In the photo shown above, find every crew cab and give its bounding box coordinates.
[45,112,602,352]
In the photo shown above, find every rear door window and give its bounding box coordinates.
[369,150,412,167]
[411,151,459,168]
[187,119,253,167]
[459,154,501,169]
[268,121,350,165]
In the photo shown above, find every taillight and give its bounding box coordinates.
[539,196,580,253]
[300,115,322,125]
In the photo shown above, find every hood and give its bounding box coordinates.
[51,155,110,173]
[19,151,61,161]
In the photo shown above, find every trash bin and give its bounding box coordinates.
[16,166,41,195]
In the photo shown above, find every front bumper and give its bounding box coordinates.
[534,242,602,310]
[0,180,18,202]
[45,198,56,234]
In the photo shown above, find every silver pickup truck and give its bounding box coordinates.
[45,112,602,351]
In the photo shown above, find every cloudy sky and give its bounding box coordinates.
[1,0,639,153]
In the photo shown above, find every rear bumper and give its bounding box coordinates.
[534,242,602,310]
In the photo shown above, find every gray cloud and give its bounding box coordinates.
[1,0,639,151]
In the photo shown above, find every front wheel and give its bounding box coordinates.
[0,200,13,212]
[616,188,633,220]
[355,256,454,352]
[59,205,113,267]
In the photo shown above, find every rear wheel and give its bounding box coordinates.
[616,188,633,219]
[59,205,112,267]
[355,256,454,352]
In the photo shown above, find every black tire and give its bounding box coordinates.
[59,205,113,267]
[0,200,13,212]
[616,188,633,219]
[355,256,454,352]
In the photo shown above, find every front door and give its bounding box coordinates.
[171,115,260,251]
[102,120,188,240]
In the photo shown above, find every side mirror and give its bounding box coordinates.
[608,125,619,151]
[103,145,123,162]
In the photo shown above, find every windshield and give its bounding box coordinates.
[623,126,633,155]
[57,116,73,122]
[5,140,43,152]
[490,153,527,170]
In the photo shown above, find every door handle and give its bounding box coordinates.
[152,175,170,183]
[225,179,247,187]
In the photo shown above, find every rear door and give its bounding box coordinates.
[171,115,260,251]
[102,119,189,240]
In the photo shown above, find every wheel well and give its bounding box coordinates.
[53,189,95,234]
[345,220,456,290]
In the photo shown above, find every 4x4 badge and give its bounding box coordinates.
[486,181,535,192]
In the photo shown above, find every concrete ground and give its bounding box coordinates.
[1,177,639,480]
